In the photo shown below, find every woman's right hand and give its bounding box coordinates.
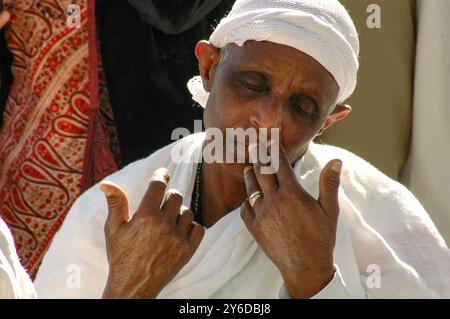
[100,168,205,299]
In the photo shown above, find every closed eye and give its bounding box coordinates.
[235,71,269,94]
[238,78,269,93]
[289,94,318,117]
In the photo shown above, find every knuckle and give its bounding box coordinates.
[190,224,205,240]
[106,196,123,209]
[180,210,194,223]
[183,216,195,227]
[158,220,172,234]
[173,236,190,254]
[325,175,340,189]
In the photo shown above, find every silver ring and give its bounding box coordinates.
[248,191,263,208]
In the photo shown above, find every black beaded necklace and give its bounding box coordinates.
[191,161,203,225]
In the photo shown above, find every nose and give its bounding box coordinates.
[248,95,283,130]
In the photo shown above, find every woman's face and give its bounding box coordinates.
[198,40,346,178]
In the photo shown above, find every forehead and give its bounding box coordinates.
[222,41,339,107]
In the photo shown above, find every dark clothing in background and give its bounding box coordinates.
[127,0,224,34]
[0,28,13,126]
[96,0,234,166]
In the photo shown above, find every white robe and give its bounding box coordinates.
[0,218,36,299]
[34,133,450,298]
[401,0,450,246]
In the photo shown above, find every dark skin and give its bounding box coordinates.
[101,40,351,299]
[198,41,349,228]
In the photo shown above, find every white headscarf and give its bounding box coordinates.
[188,0,360,107]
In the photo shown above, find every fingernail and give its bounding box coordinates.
[332,161,342,173]
[167,188,183,197]
[152,167,170,182]
[99,184,111,197]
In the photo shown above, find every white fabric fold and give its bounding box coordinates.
[0,218,36,299]
[34,133,450,298]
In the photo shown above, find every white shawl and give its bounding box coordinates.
[0,218,36,299]
[34,133,450,298]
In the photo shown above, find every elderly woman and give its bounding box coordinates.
[35,0,450,299]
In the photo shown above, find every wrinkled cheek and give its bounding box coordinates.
[280,130,314,162]
[206,93,242,130]
[203,94,220,129]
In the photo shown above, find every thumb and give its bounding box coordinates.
[318,160,342,218]
[100,181,130,237]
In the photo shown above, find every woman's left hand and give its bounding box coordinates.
[240,144,342,299]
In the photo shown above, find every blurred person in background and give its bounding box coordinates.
[0,0,117,278]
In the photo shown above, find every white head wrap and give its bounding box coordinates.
[188,0,359,107]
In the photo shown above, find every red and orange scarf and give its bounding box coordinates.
[0,0,117,278]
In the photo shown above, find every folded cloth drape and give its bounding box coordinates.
[0,218,36,298]
[34,133,450,298]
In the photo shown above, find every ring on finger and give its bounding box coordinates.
[248,191,263,208]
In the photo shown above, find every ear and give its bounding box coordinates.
[195,41,221,93]
[316,104,352,136]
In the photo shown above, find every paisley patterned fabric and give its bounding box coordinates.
[0,0,117,278]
